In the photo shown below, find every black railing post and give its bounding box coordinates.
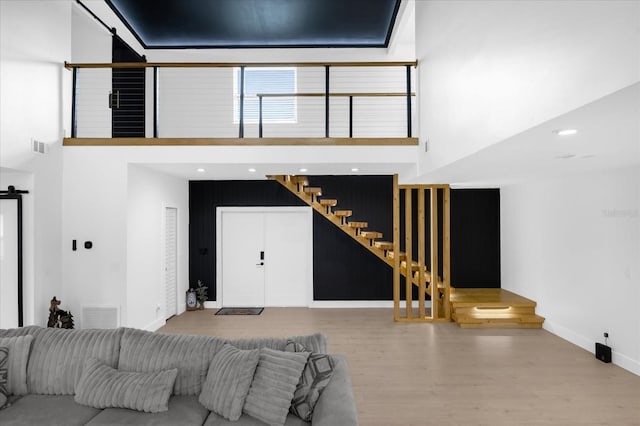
[71,66,78,138]
[349,96,353,138]
[325,65,330,138]
[153,66,158,138]
[406,65,412,138]
[258,95,263,138]
[239,66,245,138]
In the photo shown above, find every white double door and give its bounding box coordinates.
[218,207,312,307]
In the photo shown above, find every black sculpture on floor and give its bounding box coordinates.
[47,296,74,329]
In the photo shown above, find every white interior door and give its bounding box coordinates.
[221,212,266,307]
[0,199,19,328]
[218,207,311,308]
[164,207,178,318]
[264,212,309,306]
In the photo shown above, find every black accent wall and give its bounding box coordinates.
[450,189,501,287]
[189,178,500,301]
[112,35,145,137]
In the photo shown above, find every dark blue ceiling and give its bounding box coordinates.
[105,0,401,49]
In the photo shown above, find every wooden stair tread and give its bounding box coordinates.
[361,231,382,239]
[449,289,544,329]
[374,241,394,250]
[401,260,421,271]
[450,288,537,306]
[387,250,406,260]
[348,221,368,228]
[454,312,545,321]
[319,199,338,206]
[291,176,309,184]
[303,187,322,195]
[453,312,545,329]
[334,210,353,217]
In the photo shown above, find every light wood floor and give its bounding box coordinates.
[160,308,640,426]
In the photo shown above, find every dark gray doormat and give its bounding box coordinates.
[215,307,264,315]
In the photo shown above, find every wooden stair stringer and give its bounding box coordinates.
[270,175,452,301]
[271,175,391,265]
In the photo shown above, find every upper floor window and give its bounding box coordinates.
[233,67,297,124]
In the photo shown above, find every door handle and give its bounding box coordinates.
[256,262,264,266]
[109,91,120,109]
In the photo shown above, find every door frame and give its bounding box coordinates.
[216,206,313,309]
[0,194,24,327]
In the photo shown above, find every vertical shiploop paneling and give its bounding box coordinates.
[165,207,178,318]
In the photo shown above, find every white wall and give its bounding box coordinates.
[72,4,112,138]
[415,0,640,174]
[0,0,71,326]
[61,149,128,328]
[127,165,188,330]
[501,166,640,375]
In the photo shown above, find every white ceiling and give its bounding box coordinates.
[138,161,417,181]
[415,82,640,187]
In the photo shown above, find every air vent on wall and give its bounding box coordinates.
[82,305,120,329]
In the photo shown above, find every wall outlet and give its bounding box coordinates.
[31,139,47,154]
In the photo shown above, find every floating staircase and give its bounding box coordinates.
[450,289,545,328]
[270,174,544,328]
[270,174,447,318]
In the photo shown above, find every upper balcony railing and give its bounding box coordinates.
[64,61,418,146]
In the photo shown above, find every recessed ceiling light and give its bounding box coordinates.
[351,168,359,172]
[196,168,205,172]
[553,129,578,136]
[248,168,256,173]
[299,168,307,173]
[555,154,576,160]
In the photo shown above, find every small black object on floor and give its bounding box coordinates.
[595,342,612,363]
[216,307,264,316]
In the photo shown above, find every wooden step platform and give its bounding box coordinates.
[450,289,544,329]
[319,199,338,214]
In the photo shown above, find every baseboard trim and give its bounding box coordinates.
[543,319,640,376]
[205,300,430,309]
[144,318,166,332]
[309,300,431,309]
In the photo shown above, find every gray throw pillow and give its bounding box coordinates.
[198,344,259,421]
[243,347,309,426]
[74,358,178,413]
[0,347,7,409]
[0,335,33,396]
[285,340,336,421]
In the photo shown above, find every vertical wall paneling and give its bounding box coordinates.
[164,207,177,318]
[450,189,501,287]
[112,35,145,137]
[189,178,501,302]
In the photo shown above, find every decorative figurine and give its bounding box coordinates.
[47,296,74,329]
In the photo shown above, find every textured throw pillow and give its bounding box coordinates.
[74,358,178,413]
[243,347,309,426]
[0,335,33,396]
[0,347,8,409]
[198,344,259,421]
[285,340,336,421]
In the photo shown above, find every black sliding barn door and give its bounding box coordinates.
[112,35,145,137]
